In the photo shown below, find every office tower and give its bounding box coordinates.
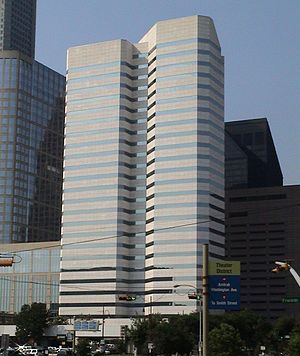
[0,0,37,58]
[226,185,300,321]
[0,3,65,243]
[225,118,300,320]
[60,15,224,325]
[225,118,283,189]
[0,0,65,315]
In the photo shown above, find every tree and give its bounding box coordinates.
[208,323,244,356]
[129,314,198,355]
[129,314,163,355]
[284,320,300,356]
[209,309,271,352]
[270,316,296,353]
[15,303,49,344]
[154,315,196,356]
[76,338,91,356]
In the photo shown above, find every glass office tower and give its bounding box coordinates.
[0,0,65,243]
[60,15,224,322]
[0,0,37,58]
[0,54,65,242]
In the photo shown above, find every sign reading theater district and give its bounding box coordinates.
[208,261,240,310]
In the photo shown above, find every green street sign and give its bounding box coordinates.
[282,297,300,303]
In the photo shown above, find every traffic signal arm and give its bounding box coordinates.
[289,267,300,288]
[271,261,300,288]
[272,262,290,273]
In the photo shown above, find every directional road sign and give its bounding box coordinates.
[209,275,240,310]
[282,297,300,303]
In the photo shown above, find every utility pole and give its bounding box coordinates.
[198,296,202,356]
[102,305,105,341]
[72,316,76,352]
[202,244,209,356]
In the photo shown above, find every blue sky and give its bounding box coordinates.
[36,0,300,185]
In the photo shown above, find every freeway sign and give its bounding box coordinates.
[282,297,300,303]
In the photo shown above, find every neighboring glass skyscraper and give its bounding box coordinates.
[0,0,37,58]
[60,15,224,323]
[0,241,60,313]
[0,1,65,243]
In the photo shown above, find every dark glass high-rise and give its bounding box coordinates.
[0,0,65,243]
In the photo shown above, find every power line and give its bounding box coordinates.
[0,276,175,293]
[3,219,210,254]
[2,201,298,256]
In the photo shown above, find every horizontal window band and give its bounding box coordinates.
[60,277,172,285]
[64,207,146,216]
[65,161,146,171]
[157,60,223,76]
[156,117,223,132]
[66,115,147,127]
[155,129,223,144]
[59,301,172,308]
[68,93,147,106]
[61,267,117,272]
[145,235,221,247]
[61,266,171,273]
[156,106,223,121]
[68,82,147,95]
[147,141,220,154]
[62,219,145,228]
[156,37,221,52]
[146,251,195,259]
[157,48,223,65]
[67,71,148,84]
[156,83,223,99]
[157,71,223,88]
[157,94,223,110]
[67,60,139,74]
[64,171,146,182]
[66,137,147,149]
[153,165,223,178]
[64,196,146,204]
[65,149,146,160]
[60,289,173,297]
[59,302,140,308]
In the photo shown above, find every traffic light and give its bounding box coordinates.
[126,295,136,301]
[188,292,201,300]
[118,295,136,301]
[0,257,14,267]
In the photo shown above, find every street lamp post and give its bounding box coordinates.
[101,306,110,342]
[174,284,202,356]
[174,244,209,356]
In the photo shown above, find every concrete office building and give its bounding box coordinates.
[60,15,224,325]
[0,1,65,244]
[225,118,300,320]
